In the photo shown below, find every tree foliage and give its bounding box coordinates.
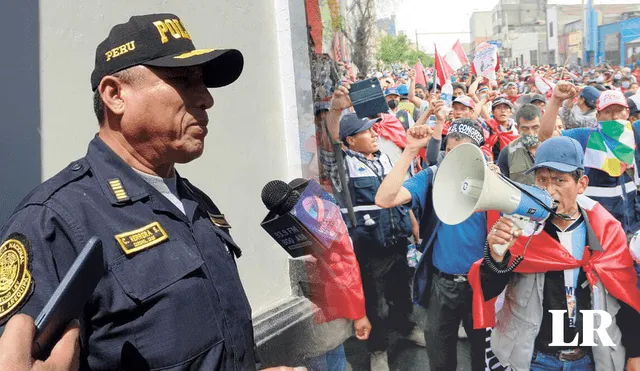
[377,34,434,67]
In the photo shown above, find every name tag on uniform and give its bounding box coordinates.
[208,213,231,229]
[115,222,168,255]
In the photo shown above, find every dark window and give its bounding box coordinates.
[549,22,554,37]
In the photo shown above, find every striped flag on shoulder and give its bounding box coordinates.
[584,120,635,177]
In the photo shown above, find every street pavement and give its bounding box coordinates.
[344,334,472,371]
[344,306,472,371]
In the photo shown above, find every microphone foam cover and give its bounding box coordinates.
[261,180,291,211]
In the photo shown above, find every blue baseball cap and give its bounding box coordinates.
[339,113,380,141]
[384,87,400,97]
[580,86,601,108]
[397,84,409,97]
[525,136,584,175]
[314,101,331,115]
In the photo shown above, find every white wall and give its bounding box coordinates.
[470,11,493,41]
[39,0,304,314]
[548,6,559,64]
[511,33,540,66]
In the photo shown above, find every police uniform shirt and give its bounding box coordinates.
[0,136,256,370]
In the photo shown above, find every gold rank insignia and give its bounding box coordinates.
[0,234,33,323]
[115,222,168,255]
[208,212,231,229]
[108,178,129,202]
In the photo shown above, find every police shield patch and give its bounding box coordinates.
[0,233,33,323]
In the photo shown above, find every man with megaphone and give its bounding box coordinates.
[376,118,492,371]
[468,136,640,371]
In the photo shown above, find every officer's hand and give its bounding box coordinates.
[487,217,521,263]
[406,125,433,153]
[330,83,352,112]
[627,357,640,371]
[354,316,371,340]
[552,81,577,102]
[0,314,80,371]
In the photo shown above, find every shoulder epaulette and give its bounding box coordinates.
[15,159,90,209]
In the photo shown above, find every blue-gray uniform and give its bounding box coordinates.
[0,137,256,371]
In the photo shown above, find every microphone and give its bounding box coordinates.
[259,178,366,322]
[288,178,309,193]
[260,179,345,257]
[261,180,300,216]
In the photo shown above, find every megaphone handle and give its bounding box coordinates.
[484,220,539,274]
[491,215,528,257]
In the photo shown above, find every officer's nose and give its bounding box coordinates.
[196,84,214,110]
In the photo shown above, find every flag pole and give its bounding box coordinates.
[433,44,438,95]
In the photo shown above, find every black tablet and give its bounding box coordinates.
[348,77,389,119]
[32,236,104,360]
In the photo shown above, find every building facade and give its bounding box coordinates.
[470,11,493,54]
[492,0,548,67]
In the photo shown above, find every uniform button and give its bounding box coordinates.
[71,163,82,171]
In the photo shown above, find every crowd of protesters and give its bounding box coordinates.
[312,61,640,371]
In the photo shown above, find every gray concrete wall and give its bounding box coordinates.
[0,1,41,224]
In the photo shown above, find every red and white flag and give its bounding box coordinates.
[444,40,469,71]
[414,59,428,87]
[434,43,454,87]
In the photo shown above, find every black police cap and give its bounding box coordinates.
[91,14,243,91]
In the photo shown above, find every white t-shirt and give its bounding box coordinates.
[134,169,186,215]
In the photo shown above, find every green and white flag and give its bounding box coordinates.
[584,120,635,177]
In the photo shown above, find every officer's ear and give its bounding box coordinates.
[98,75,126,118]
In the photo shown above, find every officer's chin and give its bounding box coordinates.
[175,147,205,164]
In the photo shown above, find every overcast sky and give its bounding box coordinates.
[386,0,639,54]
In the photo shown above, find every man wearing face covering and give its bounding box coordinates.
[496,104,542,185]
[385,87,401,112]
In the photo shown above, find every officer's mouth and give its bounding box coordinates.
[189,122,209,137]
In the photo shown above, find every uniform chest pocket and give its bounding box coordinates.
[110,239,204,301]
[352,177,378,204]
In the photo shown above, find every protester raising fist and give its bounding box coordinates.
[406,125,433,152]
[551,80,578,102]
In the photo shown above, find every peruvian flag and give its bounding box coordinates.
[414,59,428,87]
[444,40,469,71]
[434,43,454,87]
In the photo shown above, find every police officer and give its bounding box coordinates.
[0,13,298,371]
